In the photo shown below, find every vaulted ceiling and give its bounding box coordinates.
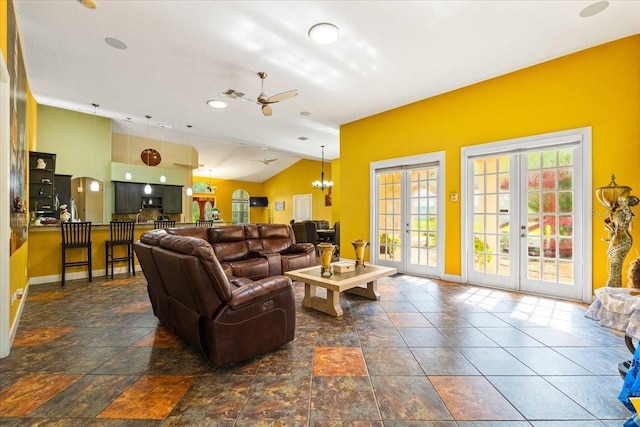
[12,1,640,182]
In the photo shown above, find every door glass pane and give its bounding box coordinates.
[408,166,438,267]
[525,148,575,284]
[377,172,402,261]
[472,156,509,276]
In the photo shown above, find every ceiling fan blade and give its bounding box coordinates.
[262,104,273,116]
[266,89,298,103]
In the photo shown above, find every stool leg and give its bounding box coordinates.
[105,242,109,278]
[88,244,92,282]
[61,249,66,286]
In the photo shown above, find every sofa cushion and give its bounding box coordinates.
[166,226,209,241]
[207,226,250,262]
[159,234,233,303]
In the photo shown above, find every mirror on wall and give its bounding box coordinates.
[71,177,104,223]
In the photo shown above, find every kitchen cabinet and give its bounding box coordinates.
[114,181,142,213]
[163,185,183,214]
[29,151,56,216]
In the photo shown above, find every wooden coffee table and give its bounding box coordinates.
[285,262,397,316]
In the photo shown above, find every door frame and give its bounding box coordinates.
[461,127,592,302]
[1,53,11,357]
[370,152,445,278]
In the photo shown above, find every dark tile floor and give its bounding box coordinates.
[0,273,632,426]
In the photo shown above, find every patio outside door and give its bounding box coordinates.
[371,153,444,278]
[463,128,591,302]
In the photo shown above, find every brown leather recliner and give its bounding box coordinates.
[136,233,296,366]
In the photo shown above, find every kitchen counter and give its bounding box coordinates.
[28,221,229,284]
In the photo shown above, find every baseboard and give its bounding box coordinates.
[30,265,142,285]
[9,280,29,345]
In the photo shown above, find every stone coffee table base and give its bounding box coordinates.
[285,262,397,317]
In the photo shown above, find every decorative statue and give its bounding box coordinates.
[59,204,71,222]
[604,195,639,287]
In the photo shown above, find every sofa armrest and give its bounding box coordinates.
[229,276,292,309]
[290,242,315,255]
[251,250,283,276]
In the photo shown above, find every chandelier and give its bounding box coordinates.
[312,145,333,191]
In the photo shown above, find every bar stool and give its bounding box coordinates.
[154,220,175,229]
[105,221,136,279]
[196,219,213,227]
[60,221,92,286]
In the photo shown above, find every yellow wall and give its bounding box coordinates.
[341,35,640,291]
[191,176,266,223]
[263,159,333,225]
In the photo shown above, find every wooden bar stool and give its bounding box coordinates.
[105,221,136,279]
[60,221,92,286]
[154,220,175,229]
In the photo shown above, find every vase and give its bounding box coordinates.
[317,242,335,276]
[351,239,369,269]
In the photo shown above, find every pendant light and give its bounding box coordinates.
[185,125,193,197]
[124,117,132,180]
[90,103,100,191]
[312,145,333,191]
[159,124,167,183]
[143,115,152,195]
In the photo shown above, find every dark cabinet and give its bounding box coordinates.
[114,182,142,213]
[163,186,183,214]
[29,151,56,216]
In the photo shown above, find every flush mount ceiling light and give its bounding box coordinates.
[207,99,228,109]
[308,23,340,44]
[78,0,96,9]
[579,1,609,17]
[105,37,127,50]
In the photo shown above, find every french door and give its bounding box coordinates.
[371,153,444,278]
[463,128,591,302]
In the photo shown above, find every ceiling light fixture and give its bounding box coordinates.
[124,117,132,180]
[312,145,333,191]
[207,99,228,109]
[78,0,96,9]
[90,103,100,192]
[579,1,609,17]
[105,37,127,50]
[185,125,193,197]
[144,115,152,195]
[159,124,168,183]
[308,23,340,44]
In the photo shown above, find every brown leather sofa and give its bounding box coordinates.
[134,230,296,366]
[166,223,315,280]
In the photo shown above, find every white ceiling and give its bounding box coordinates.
[12,0,640,182]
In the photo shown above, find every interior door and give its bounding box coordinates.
[293,194,312,222]
[464,131,587,301]
[372,153,444,278]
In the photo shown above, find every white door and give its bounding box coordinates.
[371,153,444,278]
[463,128,591,302]
[293,194,312,222]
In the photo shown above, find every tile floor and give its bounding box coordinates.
[0,273,632,426]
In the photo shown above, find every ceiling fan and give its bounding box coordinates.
[223,72,298,116]
[251,147,278,165]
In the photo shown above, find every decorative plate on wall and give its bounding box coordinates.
[141,148,161,166]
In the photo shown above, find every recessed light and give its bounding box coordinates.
[78,0,96,9]
[298,136,309,141]
[579,1,609,17]
[105,37,127,50]
[300,111,311,116]
[207,100,228,109]
[159,123,173,129]
[308,23,340,45]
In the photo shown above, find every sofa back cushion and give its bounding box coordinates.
[139,229,168,246]
[166,226,209,241]
[244,224,263,253]
[157,235,233,311]
[207,226,250,262]
[259,224,294,253]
